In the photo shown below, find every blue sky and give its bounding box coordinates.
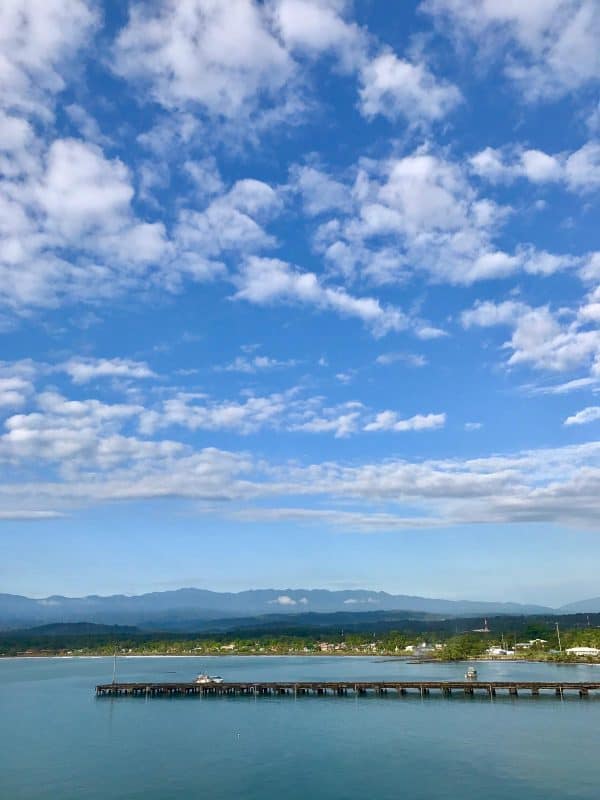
[0,0,599,604]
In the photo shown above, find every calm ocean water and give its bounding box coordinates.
[1,656,599,799]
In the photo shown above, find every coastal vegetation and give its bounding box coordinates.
[3,620,600,662]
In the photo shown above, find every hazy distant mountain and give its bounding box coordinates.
[0,588,555,630]
[558,597,600,614]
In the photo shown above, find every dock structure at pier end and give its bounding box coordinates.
[96,681,600,700]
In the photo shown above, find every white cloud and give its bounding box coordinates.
[290,165,352,216]
[464,422,483,431]
[270,0,365,71]
[0,137,176,311]
[0,510,64,520]
[364,411,446,432]
[422,0,600,100]
[1,399,599,530]
[184,157,225,199]
[113,0,294,118]
[64,103,111,147]
[0,376,33,408]
[269,594,297,605]
[233,256,409,336]
[311,148,576,287]
[470,141,600,192]
[0,131,285,312]
[293,410,361,438]
[359,51,461,125]
[140,391,295,436]
[564,406,600,426]
[0,391,185,469]
[175,179,281,259]
[0,0,97,117]
[376,352,428,367]
[527,377,599,395]
[58,358,157,384]
[462,295,600,375]
[217,355,297,373]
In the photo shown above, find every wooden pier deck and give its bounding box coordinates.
[96,681,600,699]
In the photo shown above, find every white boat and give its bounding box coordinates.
[465,667,478,680]
[194,673,224,684]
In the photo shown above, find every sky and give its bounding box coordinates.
[0,0,599,605]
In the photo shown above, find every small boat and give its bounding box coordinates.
[465,667,478,680]
[194,673,224,684]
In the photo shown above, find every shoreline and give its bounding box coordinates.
[2,653,599,666]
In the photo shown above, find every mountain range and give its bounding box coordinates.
[1,588,598,630]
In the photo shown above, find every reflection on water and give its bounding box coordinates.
[1,657,599,800]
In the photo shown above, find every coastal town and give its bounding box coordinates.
[4,627,600,662]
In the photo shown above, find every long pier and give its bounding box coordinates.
[96,681,600,699]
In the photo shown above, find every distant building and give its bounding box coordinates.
[565,646,600,656]
[515,639,548,650]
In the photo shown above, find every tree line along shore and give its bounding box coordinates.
[3,623,600,662]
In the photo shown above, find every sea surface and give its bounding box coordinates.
[1,656,599,799]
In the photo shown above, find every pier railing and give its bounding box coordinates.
[96,681,600,699]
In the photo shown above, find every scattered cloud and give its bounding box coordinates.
[232,256,409,336]
[462,294,600,375]
[58,358,156,384]
[0,376,33,408]
[268,594,298,605]
[311,147,576,287]
[564,406,600,426]
[470,142,600,192]
[113,0,294,119]
[376,352,427,367]
[216,355,297,373]
[0,510,65,520]
[422,0,600,100]
[359,50,461,125]
[364,411,446,432]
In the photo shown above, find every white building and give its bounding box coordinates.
[565,646,600,656]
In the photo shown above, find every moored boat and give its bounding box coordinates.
[194,673,224,684]
[465,667,478,680]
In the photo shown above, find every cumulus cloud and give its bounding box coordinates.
[269,594,297,605]
[0,0,97,117]
[0,376,33,408]
[292,409,361,438]
[0,363,597,530]
[462,295,600,375]
[4,435,599,530]
[0,137,175,310]
[113,0,294,118]
[359,51,461,125]
[58,357,156,384]
[0,130,286,312]
[564,406,600,426]
[364,411,446,432]
[308,147,579,287]
[139,391,294,436]
[470,142,600,192]
[175,179,281,260]
[290,165,352,216]
[0,391,184,469]
[232,256,409,336]
[270,0,365,71]
[422,0,600,100]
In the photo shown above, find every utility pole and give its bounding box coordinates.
[555,622,562,653]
